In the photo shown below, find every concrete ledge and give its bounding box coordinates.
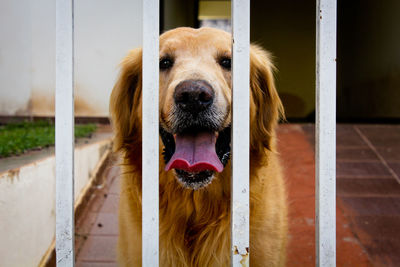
[0,136,112,267]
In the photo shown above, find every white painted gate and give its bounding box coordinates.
[55,0,336,266]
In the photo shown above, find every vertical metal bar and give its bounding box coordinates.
[55,0,75,266]
[316,0,337,266]
[142,0,159,265]
[231,0,250,266]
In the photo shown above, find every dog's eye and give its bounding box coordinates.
[160,57,174,70]
[219,57,231,70]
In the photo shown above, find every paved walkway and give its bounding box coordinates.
[75,164,120,267]
[301,124,400,266]
[280,125,371,266]
[75,124,400,266]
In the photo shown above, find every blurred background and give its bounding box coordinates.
[1,0,399,121]
[0,1,399,266]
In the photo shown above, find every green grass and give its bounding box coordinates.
[0,120,97,158]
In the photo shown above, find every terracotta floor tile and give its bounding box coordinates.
[353,216,400,240]
[298,124,315,143]
[360,237,400,266]
[279,124,372,266]
[289,196,315,219]
[340,197,400,216]
[387,162,400,178]
[337,177,394,181]
[366,238,400,267]
[78,235,117,262]
[286,181,315,199]
[98,194,119,214]
[337,178,400,197]
[376,146,400,162]
[75,212,100,253]
[91,212,119,236]
[89,191,109,213]
[337,162,391,177]
[336,147,378,161]
[337,125,368,147]
[76,262,116,267]
[279,125,316,266]
[345,214,400,266]
[337,200,372,267]
[376,147,400,162]
[357,125,400,148]
[76,212,99,235]
[109,176,120,195]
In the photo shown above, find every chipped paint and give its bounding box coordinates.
[240,252,249,266]
[233,246,250,267]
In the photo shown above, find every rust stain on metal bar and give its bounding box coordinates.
[233,246,250,267]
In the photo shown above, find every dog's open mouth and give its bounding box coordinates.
[160,126,231,190]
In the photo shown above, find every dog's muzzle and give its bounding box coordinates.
[160,80,231,190]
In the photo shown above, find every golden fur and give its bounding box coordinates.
[110,27,287,266]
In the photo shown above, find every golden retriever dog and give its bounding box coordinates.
[110,27,287,266]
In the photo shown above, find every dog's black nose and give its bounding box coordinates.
[174,80,214,113]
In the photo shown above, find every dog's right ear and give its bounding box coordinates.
[109,48,142,153]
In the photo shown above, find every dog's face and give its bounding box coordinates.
[158,28,233,189]
[110,27,283,190]
[159,28,232,133]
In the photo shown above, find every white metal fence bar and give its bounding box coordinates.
[55,0,75,266]
[142,0,160,265]
[231,0,250,266]
[315,0,337,266]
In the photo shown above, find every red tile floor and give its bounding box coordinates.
[75,124,400,266]
[75,164,120,267]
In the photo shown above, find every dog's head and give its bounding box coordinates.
[110,27,283,190]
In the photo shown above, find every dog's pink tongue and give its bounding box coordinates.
[165,132,223,172]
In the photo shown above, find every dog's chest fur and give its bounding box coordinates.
[158,170,232,266]
[118,160,233,266]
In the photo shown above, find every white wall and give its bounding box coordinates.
[74,0,143,116]
[0,0,32,115]
[0,139,111,267]
[0,0,143,117]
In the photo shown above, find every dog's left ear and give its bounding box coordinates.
[249,44,284,154]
